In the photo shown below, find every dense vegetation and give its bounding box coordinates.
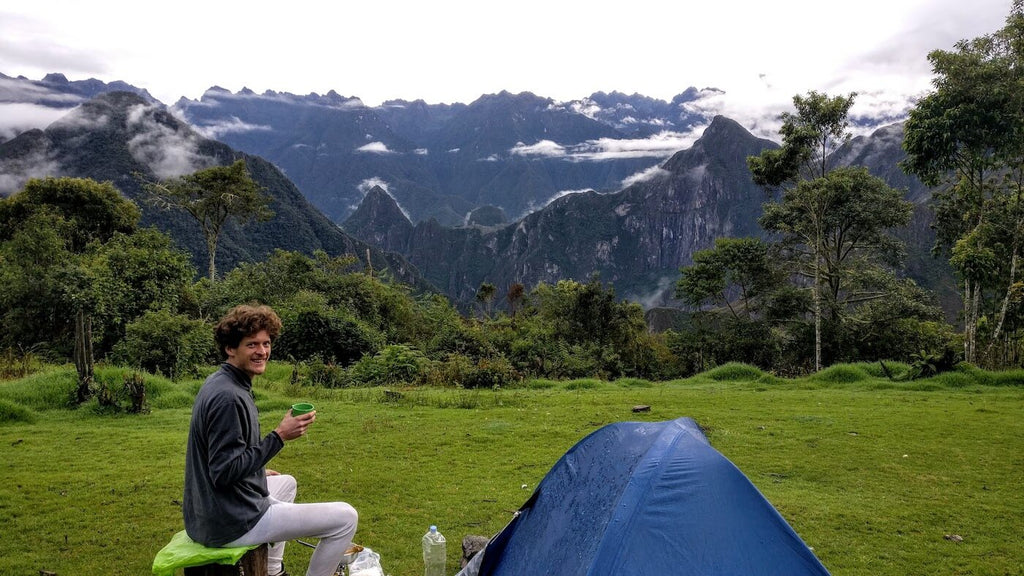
[0,175,670,391]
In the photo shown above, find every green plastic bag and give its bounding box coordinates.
[152,530,258,576]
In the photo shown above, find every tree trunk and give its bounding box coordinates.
[986,249,1019,362]
[962,278,972,364]
[963,278,981,365]
[985,204,1023,362]
[813,229,823,372]
[74,310,94,404]
[206,234,218,282]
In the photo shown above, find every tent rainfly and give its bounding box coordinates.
[464,417,831,576]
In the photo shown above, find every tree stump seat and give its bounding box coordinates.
[183,544,267,576]
[152,531,267,576]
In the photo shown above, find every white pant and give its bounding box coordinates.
[226,474,358,576]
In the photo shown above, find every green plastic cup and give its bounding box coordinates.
[291,402,314,416]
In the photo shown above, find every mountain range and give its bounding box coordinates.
[0,73,954,315]
[0,90,426,289]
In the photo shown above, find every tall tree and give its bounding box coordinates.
[0,177,148,401]
[760,167,912,329]
[145,159,272,281]
[902,1,1024,365]
[0,177,139,250]
[676,237,784,320]
[748,91,856,370]
[506,282,525,318]
[476,282,496,319]
[748,91,857,188]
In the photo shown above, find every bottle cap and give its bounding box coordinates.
[430,525,437,532]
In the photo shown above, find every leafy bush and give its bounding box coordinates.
[87,370,151,413]
[461,356,523,389]
[907,348,960,380]
[348,345,429,386]
[420,355,473,388]
[300,357,350,389]
[275,300,382,365]
[110,310,214,379]
[426,322,495,360]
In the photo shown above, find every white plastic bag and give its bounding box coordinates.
[347,547,385,576]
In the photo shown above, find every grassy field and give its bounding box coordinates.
[1,362,1022,576]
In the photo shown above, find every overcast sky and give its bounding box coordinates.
[0,0,1012,125]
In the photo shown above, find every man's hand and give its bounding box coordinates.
[274,409,316,441]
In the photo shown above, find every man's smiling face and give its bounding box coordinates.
[225,330,272,378]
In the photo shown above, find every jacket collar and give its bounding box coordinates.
[221,362,253,391]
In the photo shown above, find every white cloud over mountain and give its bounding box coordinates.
[621,165,670,188]
[510,129,705,162]
[126,103,210,179]
[0,102,66,140]
[189,116,272,140]
[0,147,60,195]
[356,141,395,154]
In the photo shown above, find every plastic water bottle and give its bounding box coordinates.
[422,525,446,576]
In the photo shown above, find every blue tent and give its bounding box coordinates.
[475,417,830,576]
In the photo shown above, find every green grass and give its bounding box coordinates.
[1,363,1022,576]
[704,361,766,381]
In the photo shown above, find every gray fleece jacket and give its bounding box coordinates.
[183,363,284,546]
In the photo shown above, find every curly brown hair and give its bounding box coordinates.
[214,304,283,356]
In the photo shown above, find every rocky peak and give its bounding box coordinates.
[663,115,775,174]
[342,186,416,253]
[345,186,412,228]
[41,73,70,85]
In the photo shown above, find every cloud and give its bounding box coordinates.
[356,141,395,154]
[0,147,62,196]
[0,76,82,105]
[514,188,590,219]
[627,273,679,310]
[0,102,68,140]
[510,130,702,162]
[510,140,566,157]
[357,177,389,195]
[565,100,602,119]
[621,164,671,188]
[0,13,110,77]
[49,105,110,131]
[679,89,790,141]
[189,116,272,140]
[126,103,209,179]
